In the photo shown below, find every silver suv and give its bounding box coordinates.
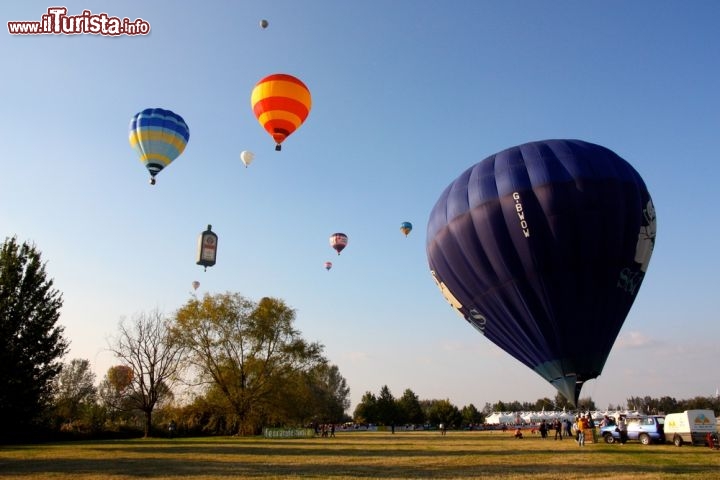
[600,415,665,445]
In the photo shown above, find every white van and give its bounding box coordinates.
[663,409,717,446]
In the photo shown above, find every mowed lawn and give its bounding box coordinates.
[1,430,719,479]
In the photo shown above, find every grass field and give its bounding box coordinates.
[1,431,719,479]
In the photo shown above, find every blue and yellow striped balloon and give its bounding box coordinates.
[129,108,190,185]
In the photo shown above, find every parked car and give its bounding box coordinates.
[600,415,665,445]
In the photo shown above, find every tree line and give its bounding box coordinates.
[0,237,350,442]
[2,237,718,442]
[353,388,720,430]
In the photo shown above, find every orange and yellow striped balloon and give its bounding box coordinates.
[251,74,311,151]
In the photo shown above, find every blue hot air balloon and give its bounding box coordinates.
[426,139,656,405]
[129,108,190,185]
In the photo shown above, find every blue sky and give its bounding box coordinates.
[2,1,719,412]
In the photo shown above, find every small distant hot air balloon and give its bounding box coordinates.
[324,261,333,271]
[192,281,200,291]
[240,150,255,168]
[329,233,348,255]
[251,74,311,151]
[260,19,269,29]
[400,221,413,237]
[129,108,190,185]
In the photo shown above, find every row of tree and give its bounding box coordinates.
[1,237,350,442]
[352,387,720,430]
[353,386,482,428]
[2,237,718,442]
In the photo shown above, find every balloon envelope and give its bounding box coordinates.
[192,281,200,291]
[240,150,255,167]
[400,221,413,236]
[324,261,333,271]
[251,74,311,150]
[329,233,348,255]
[129,108,189,184]
[260,19,269,29]
[426,139,656,405]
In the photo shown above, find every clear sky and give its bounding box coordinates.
[2,1,719,413]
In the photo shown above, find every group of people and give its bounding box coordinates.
[575,414,594,446]
[514,418,572,440]
[512,413,628,446]
[313,423,335,437]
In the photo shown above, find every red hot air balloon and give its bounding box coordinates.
[329,233,348,255]
[324,261,333,271]
[250,74,311,151]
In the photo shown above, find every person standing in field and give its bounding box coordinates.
[586,414,596,443]
[553,418,562,440]
[539,419,548,439]
[576,415,589,446]
[617,417,628,444]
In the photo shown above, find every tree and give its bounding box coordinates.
[301,363,350,423]
[375,385,398,427]
[353,391,378,424]
[533,397,555,411]
[107,310,185,437]
[52,358,97,428]
[251,361,350,428]
[98,365,135,423]
[460,403,483,427]
[554,392,572,411]
[397,389,424,426]
[0,237,68,440]
[493,400,508,412]
[424,399,461,429]
[172,293,326,435]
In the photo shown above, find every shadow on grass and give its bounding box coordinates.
[1,455,714,479]
[1,435,718,479]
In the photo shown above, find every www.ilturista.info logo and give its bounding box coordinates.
[8,7,150,36]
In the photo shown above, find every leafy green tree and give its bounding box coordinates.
[493,400,507,412]
[353,391,378,424]
[533,397,555,411]
[678,395,714,412]
[375,385,398,427]
[397,389,424,426]
[98,365,135,422]
[460,403,483,427]
[0,237,68,440]
[554,392,572,411]
[172,293,326,435]
[107,310,185,437]
[576,396,597,412]
[52,358,97,429]
[302,363,350,423]
[248,360,350,428]
[425,399,461,428]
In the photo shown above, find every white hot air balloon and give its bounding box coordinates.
[240,150,255,168]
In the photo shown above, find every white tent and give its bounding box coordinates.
[486,412,515,424]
